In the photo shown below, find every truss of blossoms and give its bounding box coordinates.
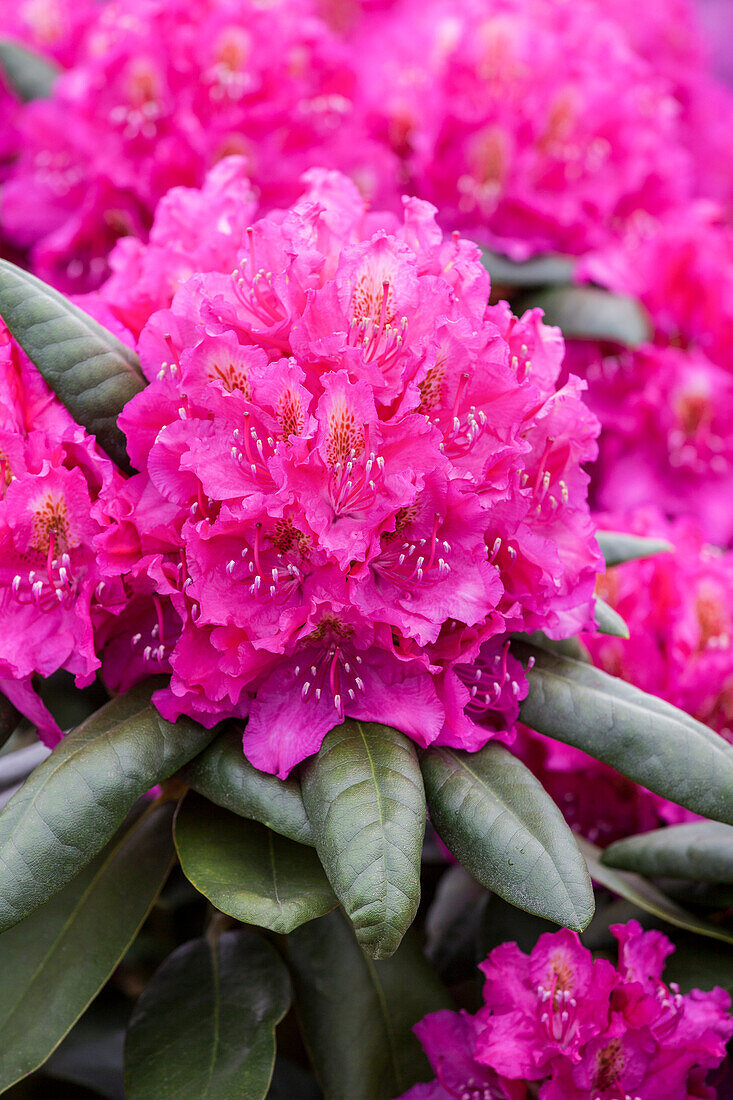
[85,164,600,776]
[0,0,731,1096]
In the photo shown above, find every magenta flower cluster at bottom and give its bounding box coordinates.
[396,922,733,1100]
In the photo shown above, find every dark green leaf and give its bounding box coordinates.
[301,719,425,960]
[661,880,733,910]
[518,285,651,346]
[596,531,673,568]
[0,40,59,101]
[0,803,174,1092]
[480,249,575,287]
[0,682,214,932]
[38,670,110,733]
[267,1059,323,1100]
[519,630,589,663]
[288,909,451,1100]
[45,1004,126,1100]
[174,793,335,934]
[603,822,733,883]
[424,864,488,984]
[661,932,733,996]
[0,694,19,751]
[182,726,312,845]
[478,892,557,958]
[125,929,291,1100]
[594,597,629,638]
[516,642,733,825]
[578,837,733,945]
[421,743,594,931]
[0,260,144,470]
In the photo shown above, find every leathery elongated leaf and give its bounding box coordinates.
[301,719,426,960]
[516,641,733,825]
[602,822,733,883]
[174,793,336,934]
[421,743,594,931]
[480,249,576,287]
[596,530,673,568]
[0,802,175,1092]
[182,726,313,845]
[0,692,19,750]
[0,682,214,932]
[125,928,291,1100]
[578,837,733,946]
[0,40,59,101]
[518,285,652,346]
[0,259,144,469]
[288,909,451,1100]
[594,597,630,638]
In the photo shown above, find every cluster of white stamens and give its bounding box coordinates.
[230,228,291,327]
[536,980,579,1045]
[375,515,451,589]
[434,1059,505,1100]
[11,551,76,612]
[294,644,365,718]
[230,419,276,485]
[458,645,534,719]
[227,524,305,603]
[329,448,384,515]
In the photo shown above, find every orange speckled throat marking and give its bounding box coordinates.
[31,493,75,557]
[325,399,364,466]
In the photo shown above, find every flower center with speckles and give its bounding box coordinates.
[208,358,252,396]
[592,1038,630,1097]
[11,492,80,612]
[31,492,74,557]
[227,520,309,603]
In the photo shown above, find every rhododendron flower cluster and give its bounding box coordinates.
[518,507,733,844]
[1,0,395,293]
[93,155,259,339]
[350,0,693,259]
[0,325,121,743]
[397,921,733,1100]
[0,0,98,187]
[587,510,733,743]
[93,167,600,777]
[6,0,733,295]
[565,205,733,545]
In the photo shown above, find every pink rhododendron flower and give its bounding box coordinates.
[95,170,600,776]
[1,0,397,293]
[580,205,733,372]
[567,205,733,545]
[475,929,618,1079]
[0,325,123,743]
[517,507,733,843]
[94,155,258,339]
[571,343,733,546]
[0,0,99,188]
[587,510,733,743]
[397,1010,525,1099]
[582,0,733,210]
[350,0,693,259]
[396,922,733,1100]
